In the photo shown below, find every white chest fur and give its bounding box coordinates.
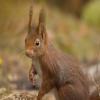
[32,58,42,87]
[32,58,42,77]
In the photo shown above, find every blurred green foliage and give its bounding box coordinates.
[83,0,100,28]
[37,0,90,17]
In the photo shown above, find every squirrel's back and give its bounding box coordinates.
[39,43,89,99]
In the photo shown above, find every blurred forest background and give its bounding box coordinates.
[0,0,100,99]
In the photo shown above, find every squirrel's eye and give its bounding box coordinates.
[35,39,40,47]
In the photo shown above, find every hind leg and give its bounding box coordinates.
[58,83,89,100]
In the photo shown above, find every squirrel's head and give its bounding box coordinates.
[25,7,47,58]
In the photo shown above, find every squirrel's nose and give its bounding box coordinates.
[26,49,33,58]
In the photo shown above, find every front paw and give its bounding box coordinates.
[29,66,36,84]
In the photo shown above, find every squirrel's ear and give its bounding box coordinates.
[38,8,46,39]
[39,8,45,26]
[28,5,33,34]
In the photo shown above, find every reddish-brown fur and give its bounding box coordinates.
[36,44,89,100]
[25,7,89,100]
[90,90,100,100]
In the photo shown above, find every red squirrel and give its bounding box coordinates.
[25,6,89,100]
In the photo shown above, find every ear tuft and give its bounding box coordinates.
[28,4,33,34]
[39,8,46,25]
[38,8,47,40]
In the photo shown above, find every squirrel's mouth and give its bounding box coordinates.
[25,50,34,58]
[26,53,33,58]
